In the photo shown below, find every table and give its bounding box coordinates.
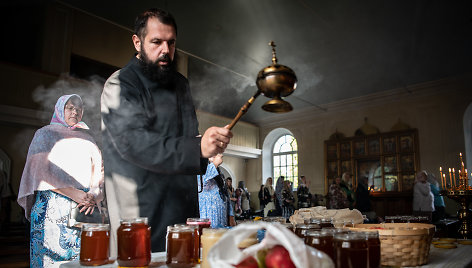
[59,252,199,268]
[60,244,472,267]
[416,243,472,268]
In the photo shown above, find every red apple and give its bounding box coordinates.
[265,245,296,268]
[234,255,259,268]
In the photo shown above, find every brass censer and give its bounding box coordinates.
[227,41,297,130]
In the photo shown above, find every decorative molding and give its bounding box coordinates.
[224,144,261,159]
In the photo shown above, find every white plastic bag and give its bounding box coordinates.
[208,222,334,268]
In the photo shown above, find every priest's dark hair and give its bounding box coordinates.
[134,8,178,39]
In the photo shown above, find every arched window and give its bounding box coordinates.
[273,134,298,190]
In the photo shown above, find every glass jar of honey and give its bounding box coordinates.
[200,228,227,268]
[186,218,211,263]
[166,225,196,267]
[305,229,335,262]
[364,231,381,268]
[80,223,110,266]
[174,224,199,264]
[334,232,368,268]
[294,223,321,240]
[117,217,151,267]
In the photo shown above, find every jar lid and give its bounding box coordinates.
[334,232,366,241]
[356,231,379,238]
[167,225,194,232]
[120,217,148,225]
[186,218,211,224]
[82,223,110,231]
[295,223,321,229]
[305,229,335,237]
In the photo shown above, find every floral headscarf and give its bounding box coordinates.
[50,94,89,129]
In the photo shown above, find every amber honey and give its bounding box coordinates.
[80,224,110,266]
[117,218,151,267]
[305,229,335,262]
[366,231,381,268]
[166,226,195,267]
[186,218,210,262]
[334,233,368,268]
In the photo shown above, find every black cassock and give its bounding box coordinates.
[101,56,207,253]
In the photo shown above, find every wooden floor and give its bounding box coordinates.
[0,223,29,268]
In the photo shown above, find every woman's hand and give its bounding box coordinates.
[52,188,97,215]
[77,192,97,215]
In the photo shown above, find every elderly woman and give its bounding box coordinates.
[328,176,349,209]
[18,94,104,267]
[412,170,434,222]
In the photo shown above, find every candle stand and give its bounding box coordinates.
[439,153,472,239]
[440,189,472,239]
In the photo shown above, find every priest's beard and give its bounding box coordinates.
[139,46,176,87]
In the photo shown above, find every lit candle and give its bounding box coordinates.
[453,168,456,187]
[443,174,447,190]
[440,167,444,188]
[449,168,453,188]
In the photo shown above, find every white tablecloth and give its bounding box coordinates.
[416,243,472,268]
[59,244,472,267]
[59,252,200,268]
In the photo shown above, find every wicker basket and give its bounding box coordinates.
[351,223,435,267]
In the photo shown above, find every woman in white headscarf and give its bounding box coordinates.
[18,94,104,267]
[263,177,275,217]
[412,170,434,222]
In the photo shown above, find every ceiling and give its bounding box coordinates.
[61,0,472,125]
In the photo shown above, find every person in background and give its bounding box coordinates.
[234,188,242,217]
[355,176,376,221]
[340,172,356,209]
[197,154,234,228]
[258,184,265,211]
[274,176,285,216]
[282,180,295,220]
[297,175,312,209]
[328,177,349,209]
[18,94,104,267]
[226,177,237,216]
[428,173,445,222]
[355,176,371,212]
[263,177,276,217]
[101,8,233,253]
[238,181,251,219]
[412,170,434,223]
